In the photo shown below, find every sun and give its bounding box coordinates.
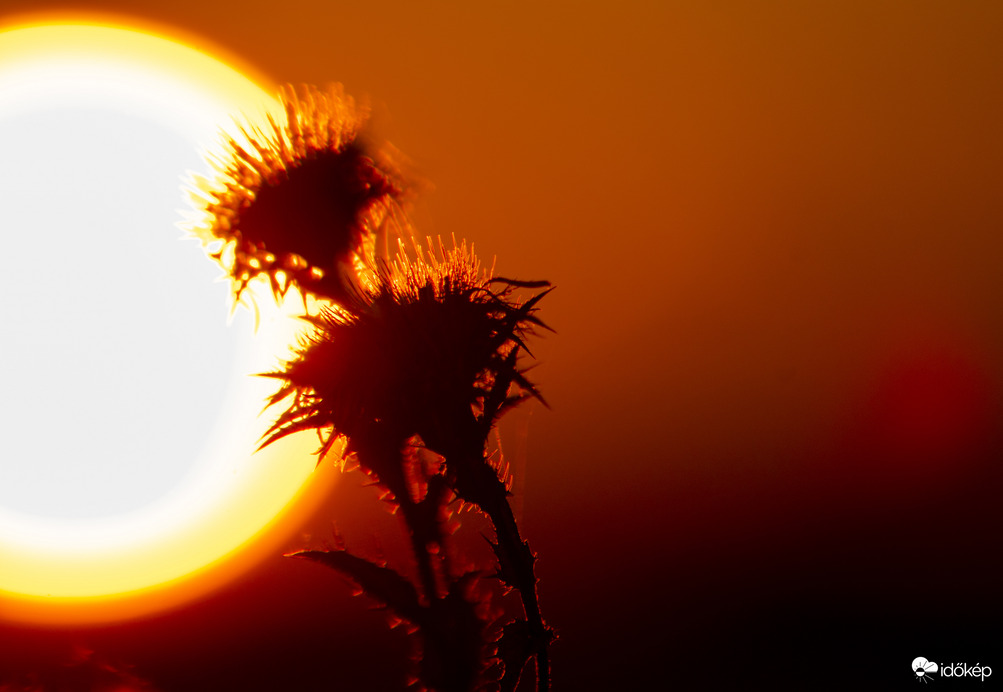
[0,20,334,623]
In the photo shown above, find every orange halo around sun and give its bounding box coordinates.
[0,19,337,625]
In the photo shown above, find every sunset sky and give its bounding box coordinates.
[0,2,1001,689]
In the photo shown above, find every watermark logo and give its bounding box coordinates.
[913,657,938,683]
[913,657,993,683]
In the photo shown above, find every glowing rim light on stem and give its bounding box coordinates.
[0,21,334,623]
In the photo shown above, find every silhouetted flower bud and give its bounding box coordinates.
[260,240,550,471]
[188,84,407,307]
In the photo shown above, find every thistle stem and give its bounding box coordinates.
[399,498,441,604]
[477,472,551,692]
[395,461,481,692]
[437,433,552,692]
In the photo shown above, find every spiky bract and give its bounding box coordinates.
[188,84,405,306]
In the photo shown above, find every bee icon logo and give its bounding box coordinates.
[913,657,939,683]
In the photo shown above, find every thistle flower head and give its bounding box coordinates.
[188,84,407,306]
[260,239,551,467]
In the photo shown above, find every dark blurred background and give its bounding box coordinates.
[1,2,1002,689]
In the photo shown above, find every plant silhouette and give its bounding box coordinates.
[190,84,554,691]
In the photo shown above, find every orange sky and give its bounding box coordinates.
[0,2,1001,689]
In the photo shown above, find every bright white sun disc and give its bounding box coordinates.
[0,23,322,609]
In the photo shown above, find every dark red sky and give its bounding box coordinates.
[1,2,1002,689]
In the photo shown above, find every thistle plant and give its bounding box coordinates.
[190,84,554,691]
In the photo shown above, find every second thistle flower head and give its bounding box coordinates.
[260,240,551,467]
[188,84,407,306]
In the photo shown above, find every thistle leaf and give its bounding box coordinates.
[288,549,425,626]
[496,619,535,692]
